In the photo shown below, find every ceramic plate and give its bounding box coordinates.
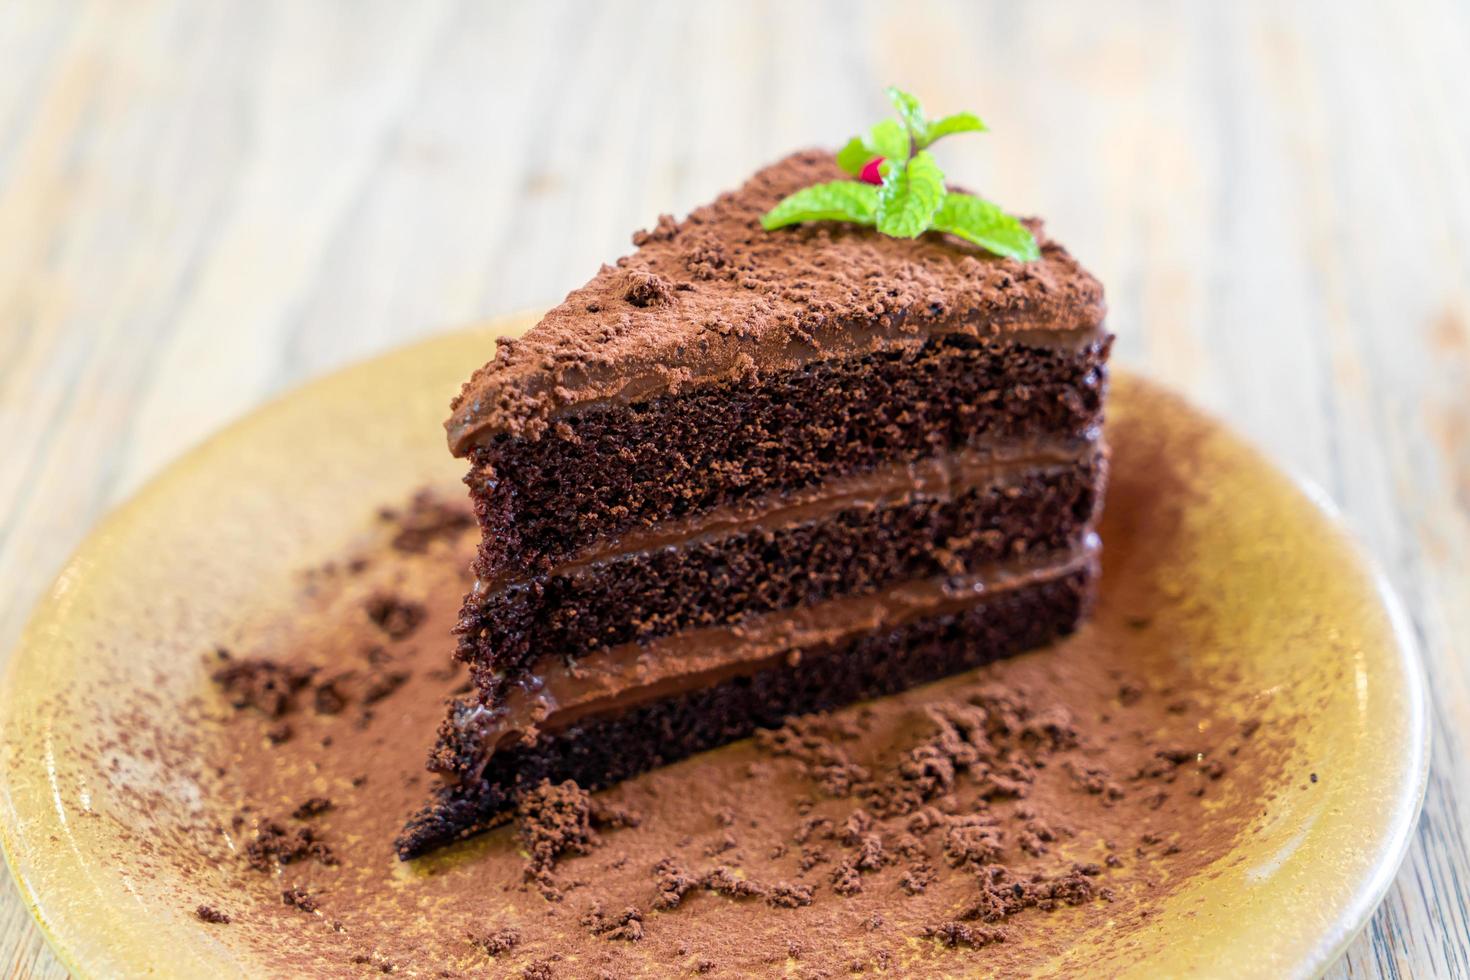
[0,318,1428,977]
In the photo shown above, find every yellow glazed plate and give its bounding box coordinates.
[0,318,1429,978]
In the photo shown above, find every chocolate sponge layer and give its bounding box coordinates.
[466,333,1110,578]
[457,450,1106,702]
[398,561,1096,859]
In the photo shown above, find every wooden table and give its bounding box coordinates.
[3,1,1467,975]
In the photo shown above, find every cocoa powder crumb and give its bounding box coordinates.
[517,781,598,900]
[792,815,833,844]
[892,833,925,859]
[313,679,348,715]
[212,657,314,717]
[291,796,333,819]
[900,863,937,895]
[581,904,644,941]
[838,809,872,844]
[961,863,1105,923]
[195,904,231,924]
[798,846,829,871]
[1016,807,1064,857]
[830,861,863,896]
[350,951,395,973]
[849,833,885,871]
[469,926,521,956]
[514,780,636,902]
[767,882,814,908]
[652,857,699,910]
[942,815,1005,867]
[924,921,1007,948]
[384,491,474,553]
[365,594,426,640]
[245,820,337,871]
[703,865,765,900]
[362,670,411,705]
[619,269,675,307]
[282,886,319,913]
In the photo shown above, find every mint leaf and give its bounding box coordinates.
[929,192,1039,261]
[876,150,945,238]
[885,86,926,137]
[887,87,985,148]
[835,136,870,175]
[761,180,880,230]
[919,111,986,147]
[863,118,910,162]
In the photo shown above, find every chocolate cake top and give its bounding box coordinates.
[447,150,1106,452]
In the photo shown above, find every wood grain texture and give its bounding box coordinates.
[1,1,1466,976]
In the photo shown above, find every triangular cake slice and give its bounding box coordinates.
[397,150,1110,858]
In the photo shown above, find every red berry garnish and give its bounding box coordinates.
[859,157,885,185]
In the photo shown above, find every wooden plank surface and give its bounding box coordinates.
[2,1,1467,975]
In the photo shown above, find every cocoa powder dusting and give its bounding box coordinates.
[445,150,1107,450]
[162,479,1286,976]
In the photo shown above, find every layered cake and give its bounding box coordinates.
[396,150,1110,858]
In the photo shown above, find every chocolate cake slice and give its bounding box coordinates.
[396,150,1110,858]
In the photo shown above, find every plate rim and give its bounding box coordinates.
[1275,475,1432,977]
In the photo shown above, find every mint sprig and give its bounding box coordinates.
[760,86,1039,262]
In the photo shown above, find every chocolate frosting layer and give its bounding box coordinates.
[447,150,1107,451]
[446,536,1101,771]
[473,439,1100,594]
